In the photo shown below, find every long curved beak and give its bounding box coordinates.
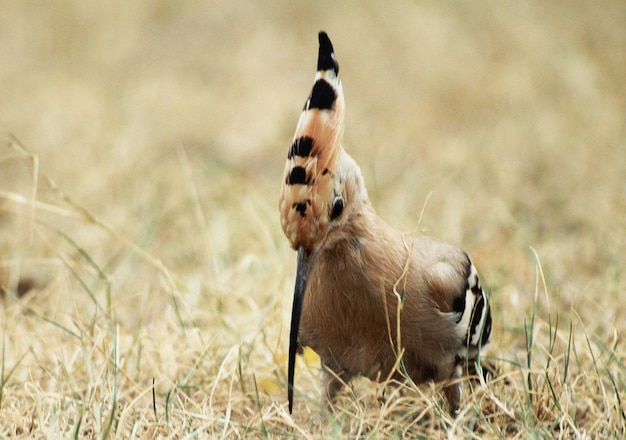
[287,245,317,414]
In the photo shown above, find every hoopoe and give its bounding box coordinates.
[279,32,492,416]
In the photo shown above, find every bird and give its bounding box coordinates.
[279,31,492,416]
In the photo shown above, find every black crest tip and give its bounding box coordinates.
[317,31,338,73]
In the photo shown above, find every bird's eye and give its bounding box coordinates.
[330,197,344,220]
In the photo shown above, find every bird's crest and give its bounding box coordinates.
[279,31,345,252]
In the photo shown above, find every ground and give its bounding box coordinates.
[0,1,625,438]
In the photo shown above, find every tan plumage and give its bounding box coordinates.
[279,32,492,416]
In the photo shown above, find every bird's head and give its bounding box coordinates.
[279,31,368,413]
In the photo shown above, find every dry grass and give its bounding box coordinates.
[1,1,625,438]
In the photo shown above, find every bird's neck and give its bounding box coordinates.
[318,208,406,291]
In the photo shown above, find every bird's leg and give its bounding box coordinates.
[321,363,351,412]
[443,365,463,416]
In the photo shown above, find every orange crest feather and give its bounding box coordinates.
[279,32,345,252]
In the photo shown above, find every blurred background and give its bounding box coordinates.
[2,0,625,363]
[0,0,624,434]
